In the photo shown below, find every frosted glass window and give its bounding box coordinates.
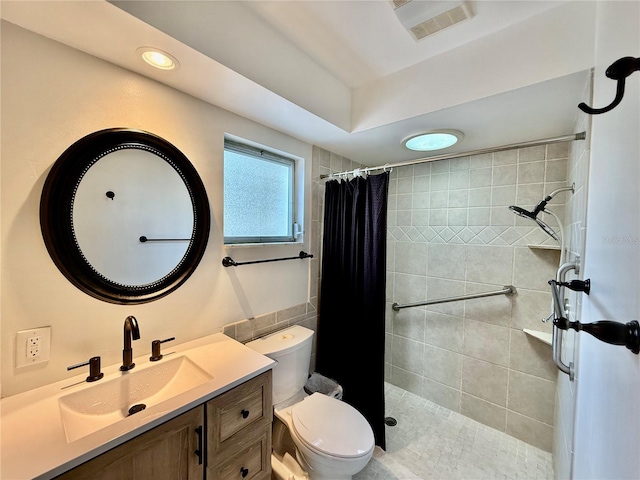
[224,140,295,244]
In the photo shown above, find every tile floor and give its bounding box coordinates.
[354,383,553,480]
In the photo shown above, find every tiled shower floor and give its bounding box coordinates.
[354,383,553,480]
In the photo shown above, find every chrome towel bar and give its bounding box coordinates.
[392,285,516,311]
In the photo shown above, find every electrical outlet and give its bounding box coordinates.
[28,336,41,358]
[16,327,51,368]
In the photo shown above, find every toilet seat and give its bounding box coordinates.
[290,393,375,459]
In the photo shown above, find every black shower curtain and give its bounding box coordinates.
[316,172,389,450]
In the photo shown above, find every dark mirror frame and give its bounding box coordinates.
[40,128,210,304]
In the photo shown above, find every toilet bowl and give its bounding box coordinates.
[277,392,374,480]
[246,325,375,480]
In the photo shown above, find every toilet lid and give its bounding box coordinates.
[291,393,375,459]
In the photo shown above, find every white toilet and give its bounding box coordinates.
[246,325,375,480]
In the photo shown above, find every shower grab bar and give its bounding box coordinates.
[222,251,313,267]
[392,285,516,311]
[551,260,578,380]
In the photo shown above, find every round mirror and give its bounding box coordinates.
[40,128,210,304]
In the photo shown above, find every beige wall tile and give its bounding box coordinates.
[427,243,466,280]
[491,185,517,206]
[276,304,306,322]
[518,161,546,184]
[413,175,430,192]
[509,330,556,381]
[470,153,492,168]
[395,241,428,275]
[511,288,554,331]
[425,312,463,353]
[493,150,517,165]
[424,345,462,389]
[463,319,510,366]
[470,168,492,188]
[518,145,546,163]
[516,183,545,206]
[431,159,450,174]
[392,307,426,342]
[464,283,513,327]
[506,410,553,452]
[425,278,465,317]
[390,366,422,397]
[547,141,570,159]
[461,393,507,431]
[462,357,508,406]
[466,245,513,285]
[392,335,425,376]
[492,165,517,186]
[507,370,555,424]
[546,159,568,182]
[393,273,426,304]
[513,247,560,291]
[422,378,461,412]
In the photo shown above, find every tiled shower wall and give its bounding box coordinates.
[386,143,572,452]
[225,143,570,453]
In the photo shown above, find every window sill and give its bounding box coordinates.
[223,241,304,249]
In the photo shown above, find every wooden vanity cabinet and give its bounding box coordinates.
[56,405,204,480]
[207,370,273,480]
[55,370,272,480]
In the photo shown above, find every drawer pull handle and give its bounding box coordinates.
[240,467,249,478]
[194,426,203,465]
[241,409,250,419]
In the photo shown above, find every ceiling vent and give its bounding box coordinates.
[391,0,473,41]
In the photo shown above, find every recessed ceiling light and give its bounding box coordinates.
[137,47,179,70]
[403,130,464,151]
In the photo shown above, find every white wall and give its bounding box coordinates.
[352,2,597,132]
[571,2,640,478]
[1,22,312,397]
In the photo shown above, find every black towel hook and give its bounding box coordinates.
[579,56,640,115]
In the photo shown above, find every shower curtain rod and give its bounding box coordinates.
[319,132,586,179]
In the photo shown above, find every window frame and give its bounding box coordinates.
[223,138,299,245]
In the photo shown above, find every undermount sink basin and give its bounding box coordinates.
[59,355,212,443]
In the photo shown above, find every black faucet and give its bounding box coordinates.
[120,315,140,371]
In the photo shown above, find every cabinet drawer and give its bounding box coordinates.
[207,431,270,480]
[207,370,272,453]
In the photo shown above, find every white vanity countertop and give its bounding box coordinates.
[0,333,275,480]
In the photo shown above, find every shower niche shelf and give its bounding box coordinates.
[527,244,561,251]
[523,329,552,346]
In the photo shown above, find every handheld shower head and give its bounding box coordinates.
[509,205,537,220]
[508,184,574,240]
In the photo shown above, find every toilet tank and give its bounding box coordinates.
[246,325,314,405]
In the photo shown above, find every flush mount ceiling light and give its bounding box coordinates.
[137,47,179,70]
[403,130,464,151]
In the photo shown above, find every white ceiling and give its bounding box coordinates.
[241,0,568,88]
[1,1,595,167]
